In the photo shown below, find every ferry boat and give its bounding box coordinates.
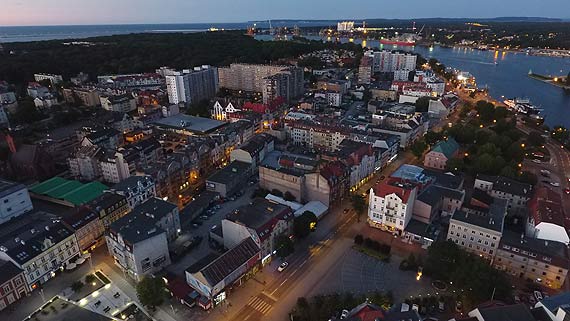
[503,98,542,115]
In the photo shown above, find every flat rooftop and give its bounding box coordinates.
[153,114,226,134]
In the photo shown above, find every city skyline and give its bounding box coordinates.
[2,0,570,26]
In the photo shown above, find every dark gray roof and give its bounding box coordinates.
[0,259,23,285]
[477,304,537,321]
[0,179,27,198]
[500,231,570,267]
[472,188,494,206]
[417,185,444,206]
[385,310,421,321]
[227,198,293,238]
[425,169,464,190]
[206,161,251,185]
[111,175,154,193]
[0,211,75,265]
[477,174,533,198]
[153,114,226,134]
[88,192,127,211]
[196,237,260,287]
[404,219,437,241]
[185,253,220,274]
[452,200,506,233]
[530,306,554,321]
[109,197,176,244]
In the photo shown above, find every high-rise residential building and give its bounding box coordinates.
[33,73,63,85]
[364,50,417,74]
[262,73,290,104]
[218,63,304,101]
[165,66,218,105]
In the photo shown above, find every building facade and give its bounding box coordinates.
[0,180,33,226]
[0,260,28,311]
[165,66,218,105]
[367,178,418,234]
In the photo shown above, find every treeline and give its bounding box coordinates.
[0,31,363,87]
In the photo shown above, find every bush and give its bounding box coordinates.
[71,281,84,292]
[354,234,364,245]
[85,274,96,284]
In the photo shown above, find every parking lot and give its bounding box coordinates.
[166,179,261,276]
[309,249,433,301]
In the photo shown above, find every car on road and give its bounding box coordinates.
[550,182,560,187]
[455,301,463,313]
[199,215,209,220]
[540,169,550,176]
[340,309,349,319]
[210,225,218,231]
[532,159,542,164]
[277,262,289,272]
[565,187,570,195]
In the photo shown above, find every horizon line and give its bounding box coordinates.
[1,16,568,28]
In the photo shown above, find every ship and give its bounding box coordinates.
[503,97,542,115]
[380,33,417,46]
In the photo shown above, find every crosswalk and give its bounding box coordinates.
[247,295,273,315]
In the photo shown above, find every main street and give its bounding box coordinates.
[204,145,418,321]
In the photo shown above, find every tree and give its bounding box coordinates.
[446,158,465,172]
[294,211,318,238]
[275,234,294,258]
[493,106,509,120]
[415,96,431,113]
[136,276,166,308]
[527,131,545,147]
[410,139,428,159]
[354,234,364,245]
[186,99,210,117]
[424,131,444,146]
[71,281,84,292]
[475,100,495,122]
[350,194,366,222]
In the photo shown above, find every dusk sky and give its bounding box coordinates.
[2,0,570,26]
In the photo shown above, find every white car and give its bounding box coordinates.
[532,159,542,164]
[540,169,550,175]
[277,262,289,272]
[340,309,350,319]
[550,182,560,187]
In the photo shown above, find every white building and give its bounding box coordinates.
[0,212,80,291]
[367,179,418,234]
[108,176,156,210]
[106,198,180,281]
[221,199,294,265]
[0,180,33,226]
[314,91,342,107]
[474,174,533,211]
[33,73,63,85]
[165,66,218,105]
[447,199,506,260]
[100,152,131,184]
[337,21,354,31]
[211,101,241,121]
[100,93,136,113]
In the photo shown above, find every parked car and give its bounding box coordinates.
[565,187,570,195]
[532,159,542,164]
[534,291,544,302]
[540,169,550,176]
[340,310,349,319]
[199,215,209,220]
[277,262,289,272]
[455,301,463,312]
[550,182,560,187]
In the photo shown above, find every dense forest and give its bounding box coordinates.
[0,31,362,87]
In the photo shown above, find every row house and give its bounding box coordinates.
[474,174,533,212]
[222,198,293,265]
[447,198,507,260]
[0,211,80,291]
[107,175,156,210]
[61,206,105,253]
[0,260,28,311]
[285,119,349,152]
[106,198,180,281]
[87,192,130,230]
[494,232,569,289]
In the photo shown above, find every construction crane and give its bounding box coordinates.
[416,25,425,36]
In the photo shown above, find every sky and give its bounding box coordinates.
[1,0,570,26]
